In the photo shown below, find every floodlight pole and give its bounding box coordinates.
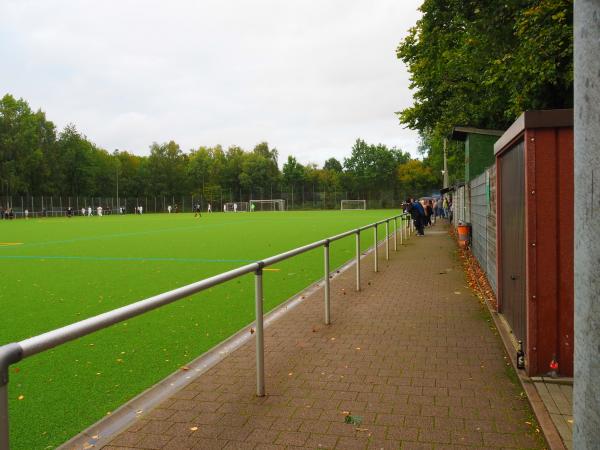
[115,150,120,211]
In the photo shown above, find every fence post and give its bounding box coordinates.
[254,264,265,397]
[385,221,390,260]
[324,240,331,325]
[373,225,378,272]
[355,231,361,291]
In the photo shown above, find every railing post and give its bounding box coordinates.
[0,343,24,450]
[323,240,331,325]
[355,230,361,291]
[400,217,404,245]
[254,265,265,397]
[385,220,390,260]
[0,381,8,450]
[373,225,378,272]
[394,217,398,251]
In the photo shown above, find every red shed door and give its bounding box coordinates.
[500,141,527,343]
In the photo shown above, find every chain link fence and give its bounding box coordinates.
[469,167,497,294]
[0,189,406,219]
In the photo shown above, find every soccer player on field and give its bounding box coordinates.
[207,203,212,213]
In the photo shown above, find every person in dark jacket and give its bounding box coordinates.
[405,198,425,236]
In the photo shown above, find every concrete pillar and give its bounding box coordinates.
[574,1,600,447]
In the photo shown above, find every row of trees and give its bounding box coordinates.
[0,94,439,201]
[397,0,573,183]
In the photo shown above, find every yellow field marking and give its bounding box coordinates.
[0,242,24,246]
[263,268,280,272]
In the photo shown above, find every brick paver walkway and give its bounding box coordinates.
[103,222,544,450]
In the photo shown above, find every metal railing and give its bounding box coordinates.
[0,213,413,449]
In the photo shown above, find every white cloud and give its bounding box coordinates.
[1,0,422,165]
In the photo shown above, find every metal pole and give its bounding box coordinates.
[1,343,23,450]
[373,225,378,272]
[0,382,8,450]
[324,241,331,325]
[394,218,398,251]
[400,217,404,245]
[574,1,600,445]
[254,266,265,397]
[443,138,449,189]
[385,220,390,260]
[355,231,361,291]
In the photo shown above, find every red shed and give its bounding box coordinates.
[494,109,573,377]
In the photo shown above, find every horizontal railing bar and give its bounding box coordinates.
[262,239,327,266]
[18,262,260,358]
[328,228,358,242]
[13,213,409,360]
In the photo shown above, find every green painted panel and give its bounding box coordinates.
[465,133,499,181]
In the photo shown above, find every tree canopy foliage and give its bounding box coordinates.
[397,0,573,181]
[0,94,439,201]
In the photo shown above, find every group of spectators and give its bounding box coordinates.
[404,196,453,236]
[0,206,15,219]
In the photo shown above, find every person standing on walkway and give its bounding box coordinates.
[443,196,449,219]
[406,198,425,236]
[424,200,433,226]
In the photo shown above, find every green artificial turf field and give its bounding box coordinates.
[0,210,404,449]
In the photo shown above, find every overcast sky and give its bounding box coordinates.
[1,0,422,166]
